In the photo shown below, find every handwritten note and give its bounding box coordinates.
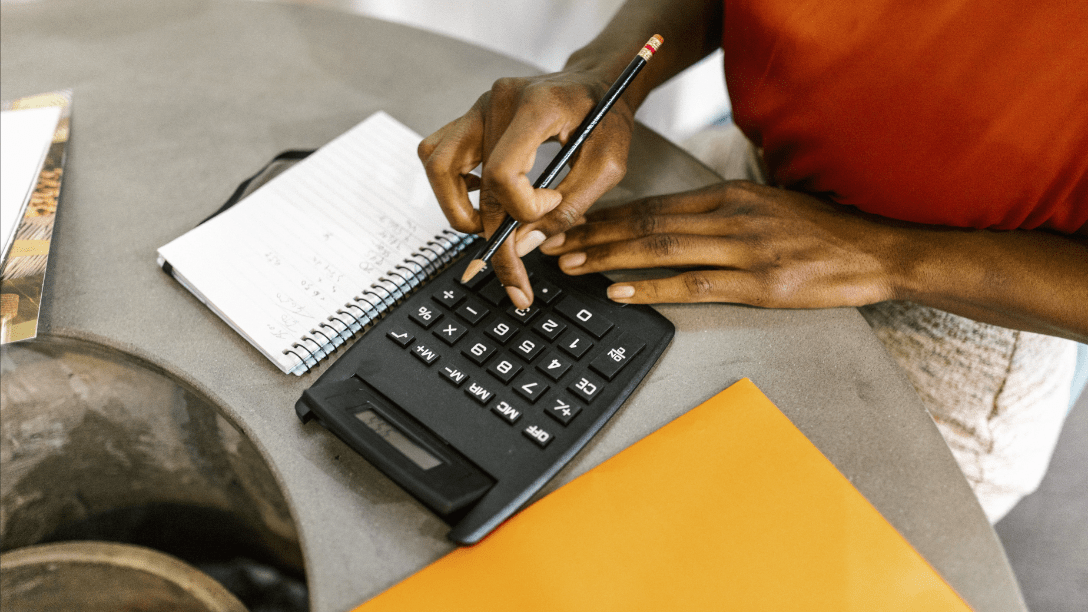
[158,112,456,374]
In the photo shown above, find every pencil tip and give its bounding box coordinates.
[461,259,487,284]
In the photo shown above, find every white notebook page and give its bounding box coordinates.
[1,105,62,262]
[158,112,454,374]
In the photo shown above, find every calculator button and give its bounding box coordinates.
[555,297,613,338]
[523,424,553,448]
[510,333,545,362]
[513,373,550,404]
[531,315,567,341]
[506,304,540,324]
[568,373,604,403]
[411,343,441,366]
[432,287,465,309]
[545,396,582,426]
[491,400,523,424]
[487,357,522,383]
[456,300,490,325]
[409,305,443,329]
[484,319,519,345]
[589,333,646,380]
[462,339,497,365]
[557,330,593,359]
[439,365,469,387]
[533,278,563,304]
[386,328,414,347]
[478,278,509,306]
[537,352,572,381]
[464,381,495,405]
[432,320,468,345]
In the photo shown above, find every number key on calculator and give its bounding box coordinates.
[296,249,674,544]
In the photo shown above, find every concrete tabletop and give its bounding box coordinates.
[1,1,1024,610]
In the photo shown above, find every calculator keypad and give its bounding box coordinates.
[299,248,675,545]
[383,264,648,450]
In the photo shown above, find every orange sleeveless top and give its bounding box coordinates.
[721,0,1088,233]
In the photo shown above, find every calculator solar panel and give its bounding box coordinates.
[296,250,674,544]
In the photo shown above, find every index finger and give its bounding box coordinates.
[418,102,487,234]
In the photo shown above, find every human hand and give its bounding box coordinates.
[417,70,635,308]
[539,181,900,308]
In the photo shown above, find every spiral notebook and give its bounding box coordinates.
[157,112,476,375]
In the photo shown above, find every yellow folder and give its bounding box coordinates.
[355,378,971,611]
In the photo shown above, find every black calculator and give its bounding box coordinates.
[295,249,674,544]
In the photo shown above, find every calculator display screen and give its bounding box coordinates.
[354,409,442,470]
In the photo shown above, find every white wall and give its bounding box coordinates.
[267,0,729,143]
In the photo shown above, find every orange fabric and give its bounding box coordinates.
[354,379,972,611]
[721,0,1088,233]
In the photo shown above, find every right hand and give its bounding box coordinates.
[417,70,635,308]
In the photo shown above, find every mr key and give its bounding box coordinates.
[296,250,674,544]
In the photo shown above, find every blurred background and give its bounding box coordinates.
[258,0,732,144]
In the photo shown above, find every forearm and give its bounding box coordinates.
[889,224,1088,343]
[564,0,723,110]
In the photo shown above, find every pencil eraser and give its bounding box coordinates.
[639,35,664,61]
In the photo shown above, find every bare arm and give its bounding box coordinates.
[891,220,1088,342]
[539,181,1088,342]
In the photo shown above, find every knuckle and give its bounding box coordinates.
[523,82,557,105]
[490,77,520,96]
[719,180,766,215]
[640,195,669,216]
[646,233,682,258]
[550,205,582,231]
[681,272,715,300]
[478,189,505,215]
[597,157,627,188]
[417,137,436,163]
[481,163,516,194]
[721,179,759,197]
[632,212,659,237]
[489,77,530,107]
[758,269,795,306]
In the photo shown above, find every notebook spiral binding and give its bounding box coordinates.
[283,229,479,375]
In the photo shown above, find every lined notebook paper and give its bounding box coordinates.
[158,112,475,375]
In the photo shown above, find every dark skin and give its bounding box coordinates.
[418,0,1088,344]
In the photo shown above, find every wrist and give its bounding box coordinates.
[869,221,930,304]
[563,45,656,112]
[880,224,981,306]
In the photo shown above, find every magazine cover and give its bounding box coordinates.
[1,89,71,344]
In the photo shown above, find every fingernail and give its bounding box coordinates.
[558,252,586,269]
[515,230,547,257]
[539,232,566,252]
[607,284,635,300]
[506,286,531,309]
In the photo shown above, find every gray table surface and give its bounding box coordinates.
[1,1,1025,610]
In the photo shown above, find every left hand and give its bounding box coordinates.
[539,180,901,308]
